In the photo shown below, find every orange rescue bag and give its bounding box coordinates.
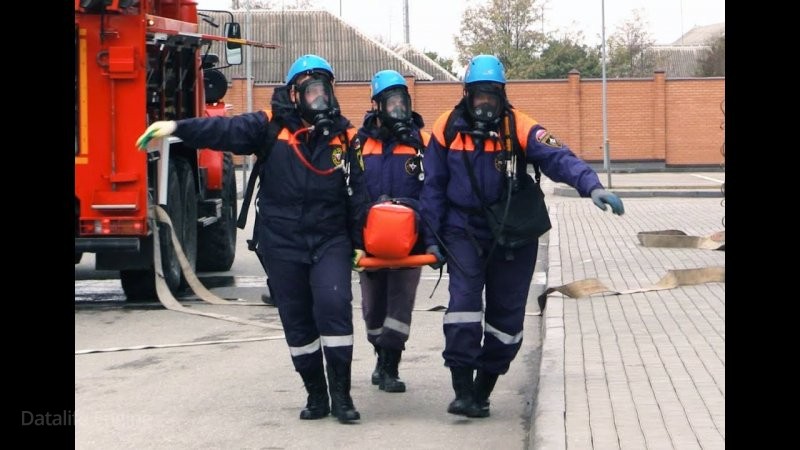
[363,201,418,259]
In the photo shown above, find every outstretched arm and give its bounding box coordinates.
[136,111,271,155]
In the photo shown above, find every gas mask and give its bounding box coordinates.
[375,87,413,141]
[295,74,338,135]
[466,82,506,138]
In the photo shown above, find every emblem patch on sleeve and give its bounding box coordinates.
[535,128,562,148]
[331,147,344,166]
[357,147,364,170]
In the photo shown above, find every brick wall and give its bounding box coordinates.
[223,73,725,167]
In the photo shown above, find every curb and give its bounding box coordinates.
[531,213,566,450]
[552,187,723,198]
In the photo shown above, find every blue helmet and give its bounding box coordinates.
[464,54,506,85]
[285,54,334,85]
[370,70,407,100]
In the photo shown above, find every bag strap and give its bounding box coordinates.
[460,127,516,264]
[443,104,464,149]
[237,114,281,230]
[237,86,294,230]
[503,109,542,184]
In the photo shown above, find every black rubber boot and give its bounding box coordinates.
[447,367,480,416]
[469,370,499,418]
[298,367,330,420]
[379,348,406,393]
[371,344,384,386]
[327,363,361,423]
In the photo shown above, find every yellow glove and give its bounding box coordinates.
[135,120,177,150]
[352,249,366,272]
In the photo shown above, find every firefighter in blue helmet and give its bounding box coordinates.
[420,55,624,418]
[354,70,430,393]
[135,54,368,424]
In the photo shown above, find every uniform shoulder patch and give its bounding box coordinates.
[357,147,365,171]
[535,128,562,148]
[331,146,344,166]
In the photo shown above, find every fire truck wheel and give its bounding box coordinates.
[176,158,198,288]
[196,152,237,271]
[120,160,183,300]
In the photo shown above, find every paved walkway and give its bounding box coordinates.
[532,172,725,449]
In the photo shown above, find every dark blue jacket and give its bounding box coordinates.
[357,112,430,202]
[173,111,369,263]
[420,107,604,246]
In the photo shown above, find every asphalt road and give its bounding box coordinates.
[75,195,546,449]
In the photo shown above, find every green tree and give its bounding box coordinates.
[535,32,601,79]
[695,33,725,77]
[606,9,655,78]
[454,0,546,79]
[424,51,455,75]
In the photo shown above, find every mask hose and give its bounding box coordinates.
[288,126,343,176]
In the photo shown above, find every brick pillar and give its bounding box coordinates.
[653,70,667,162]
[567,69,582,155]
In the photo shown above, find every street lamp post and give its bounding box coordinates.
[601,0,612,188]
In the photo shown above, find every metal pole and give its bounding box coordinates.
[244,6,253,194]
[601,0,611,188]
[403,0,410,44]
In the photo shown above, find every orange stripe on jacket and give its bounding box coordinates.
[432,109,538,153]
[362,131,431,155]
[510,110,539,155]
[275,125,357,145]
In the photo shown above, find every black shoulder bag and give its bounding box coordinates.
[461,115,552,251]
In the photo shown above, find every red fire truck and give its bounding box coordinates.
[75,0,275,300]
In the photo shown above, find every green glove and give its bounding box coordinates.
[590,188,625,215]
[352,249,366,272]
[136,120,177,150]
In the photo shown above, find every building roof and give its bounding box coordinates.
[198,9,447,83]
[393,44,458,82]
[670,23,725,45]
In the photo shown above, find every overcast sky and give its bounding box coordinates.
[196,0,725,60]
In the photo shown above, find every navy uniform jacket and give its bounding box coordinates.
[173,111,369,263]
[420,108,603,246]
[356,112,430,202]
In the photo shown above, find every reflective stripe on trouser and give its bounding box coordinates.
[359,267,421,350]
[265,244,354,372]
[442,233,537,373]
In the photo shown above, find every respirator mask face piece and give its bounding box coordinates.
[466,82,505,131]
[296,74,337,131]
[377,88,413,140]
